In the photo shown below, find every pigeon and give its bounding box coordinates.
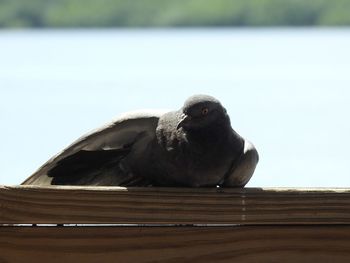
[22,94,259,187]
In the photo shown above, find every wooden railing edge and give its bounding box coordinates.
[1,185,350,225]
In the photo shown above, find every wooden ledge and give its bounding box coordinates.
[2,225,350,263]
[1,185,350,225]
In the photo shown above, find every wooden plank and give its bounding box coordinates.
[1,225,350,263]
[1,185,350,225]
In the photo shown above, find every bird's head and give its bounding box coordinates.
[177,95,229,130]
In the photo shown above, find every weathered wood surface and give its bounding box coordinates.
[1,226,350,263]
[1,185,350,225]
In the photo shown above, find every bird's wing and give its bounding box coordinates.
[22,110,167,186]
[222,139,259,187]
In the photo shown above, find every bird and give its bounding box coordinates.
[22,94,259,187]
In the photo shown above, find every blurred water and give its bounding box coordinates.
[1,28,350,187]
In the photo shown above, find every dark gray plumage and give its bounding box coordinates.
[22,95,258,187]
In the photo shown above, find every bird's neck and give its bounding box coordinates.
[187,113,231,138]
[185,120,231,145]
[156,113,233,153]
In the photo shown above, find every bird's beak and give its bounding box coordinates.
[177,114,190,129]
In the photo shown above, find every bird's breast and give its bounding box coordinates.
[157,137,234,187]
[153,122,240,187]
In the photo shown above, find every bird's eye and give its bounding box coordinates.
[201,108,209,115]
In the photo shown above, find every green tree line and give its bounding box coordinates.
[1,0,350,27]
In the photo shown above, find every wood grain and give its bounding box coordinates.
[1,226,350,263]
[1,185,350,225]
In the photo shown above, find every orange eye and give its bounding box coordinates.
[201,108,209,115]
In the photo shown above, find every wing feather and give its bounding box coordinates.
[222,139,259,187]
[22,110,166,185]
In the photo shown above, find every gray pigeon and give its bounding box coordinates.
[22,95,258,187]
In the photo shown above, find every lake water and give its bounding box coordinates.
[1,28,350,187]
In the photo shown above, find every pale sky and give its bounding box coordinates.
[1,29,350,187]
